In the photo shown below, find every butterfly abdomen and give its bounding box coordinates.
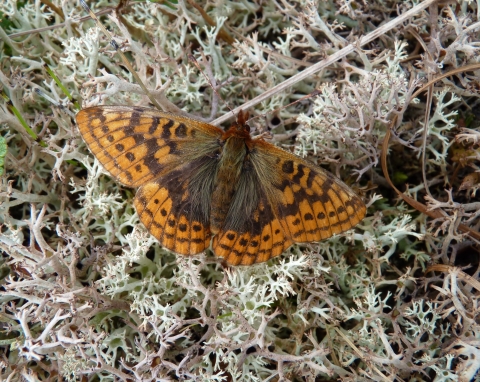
[210,135,249,234]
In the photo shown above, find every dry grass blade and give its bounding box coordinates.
[381,63,480,242]
[213,0,439,124]
[426,264,480,292]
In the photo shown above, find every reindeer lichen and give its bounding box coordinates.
[1,0,480,381]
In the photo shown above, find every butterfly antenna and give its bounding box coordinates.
[188,54,238,122]
[79,0,162,111]
[246,89,321,125]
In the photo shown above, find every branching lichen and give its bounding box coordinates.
[1,0,480,381]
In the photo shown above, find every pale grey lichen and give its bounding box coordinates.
[1,0,480,381]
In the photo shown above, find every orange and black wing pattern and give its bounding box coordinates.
[76,106,223,255]
[77,106,365,265]
[76,106,223,187]
[212,139,366,265]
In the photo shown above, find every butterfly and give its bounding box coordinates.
[76,106,366,265]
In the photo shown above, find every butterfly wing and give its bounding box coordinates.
[133,156,218,255]
[76,106,224,255]
[76,106,223,188]
[212,139,366,266]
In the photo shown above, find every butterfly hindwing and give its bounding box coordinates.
[212,164,294,265]
[76,106,223,187]
[212,198,294,266]
[134,156,220,255]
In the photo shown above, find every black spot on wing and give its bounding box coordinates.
[304,213,314,221]
[130,111,141,127]
[161,120,175,139]
[292,163,305,183]
[282,160,294,174]
[149,116,160,134]
[175,123,187,137]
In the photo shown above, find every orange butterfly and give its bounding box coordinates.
[76,106,366,265]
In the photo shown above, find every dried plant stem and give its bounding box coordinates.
[213,0,439,125]
[381,63,480,242]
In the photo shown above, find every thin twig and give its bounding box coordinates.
[7,8,114,38]
[212,0,439,125]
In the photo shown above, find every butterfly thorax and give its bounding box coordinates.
[210,124,253,234]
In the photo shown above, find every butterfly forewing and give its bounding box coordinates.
[255,141,366,236]
[76,106,223,187]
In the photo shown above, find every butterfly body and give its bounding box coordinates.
[76,106,366,266]
[211,114,253,234]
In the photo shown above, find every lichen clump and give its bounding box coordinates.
[1,0,480,381]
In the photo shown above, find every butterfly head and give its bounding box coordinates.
[224,110,251,137]
[236,110,249,128]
